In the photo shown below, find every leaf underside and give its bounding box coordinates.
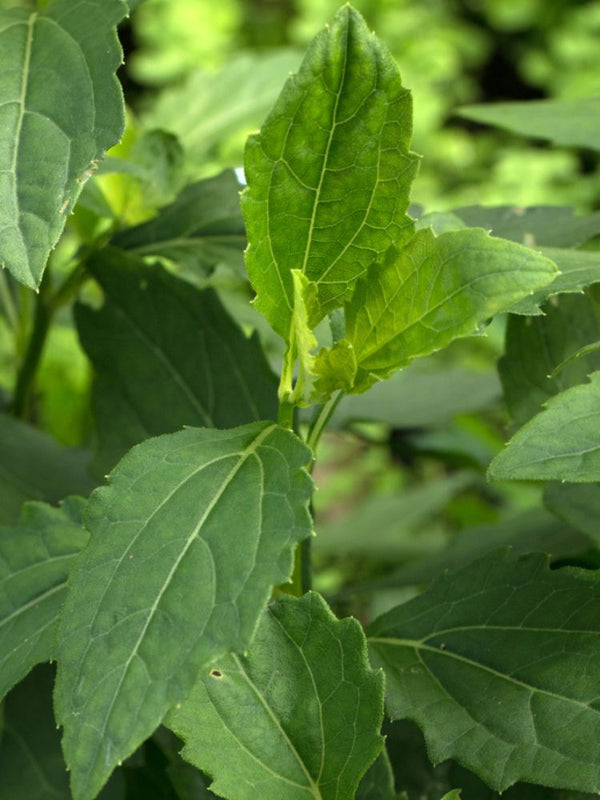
[0,0,126,287]
[168,592,384,800]
[368,550,600,794]
[55,422,313,800]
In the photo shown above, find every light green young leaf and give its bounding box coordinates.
[0,0,126,288]
[341,227,557,392]
[499,292,600,427]
[509,248,600,316]
[55,422,313,800]
[168,592,384,800]
[439,792,461,800]
[458,97,600,151]
[75,249,278,476]
[0,414,94,525]
[242,5,419,339]
[368,550,600,794]
[111,171,246,275]
[0,665,125,800]
[0,497,87,702]
[489,371,600,482]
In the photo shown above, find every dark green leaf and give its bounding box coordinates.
[499,292,600,427]
[544,483,600,548]
[458,97,600,151]
[168,592,384,800]
[489,371,600,482]
[0,664,125,800]
[55,422,313,800]
[0,414,94,525]
[368,550,600,794]
[242,5,419,338]
[0,497,87,702]
[111,171,246,275]
[341,228,557,392]
[509,248,600,316]
[453,206,600,249]
[356,749,397,800]
[75,249,278,475]
[0,0,126,287]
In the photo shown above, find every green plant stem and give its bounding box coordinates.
[11,264,90,420]
[0,271,19,333]
[306,389,343,455]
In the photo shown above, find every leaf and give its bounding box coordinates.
[509,248,600,316]
[168,592,384,800]
[75,249,278,475]
[144,50,301,173]
[111,171,246,275]
[0,664,126,800]
[153,728,220,800]
[499,292,600,427]
[0,414,95,525]
[55,422,313,800]
[242,5,419,339]
[458,97,600,151]
[440,793,461,800]
[355,749,397,800]
[489,371,600,482]
[544,483,600,548]
[342,227,557,392]
[332,362,501,430]
[453,205,600,249]
[0,0,126,288]
[367,550,600,794]
[0,497,87,702]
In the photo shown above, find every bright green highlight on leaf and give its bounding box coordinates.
[242,5,419,340]
[0,497,86,702]
[0,0,126,288]
[368,550,600,794]
[168,592,384,800]
[55,422,313,800]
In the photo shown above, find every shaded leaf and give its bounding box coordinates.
[454,205,600,249]
[368,550,600,794]
[111,171,246,275]
[342,227,557,392]
[355,749,397,800]
[458,97,600,151]
[489,371,600,482]
[509,248,600,316]
[0,0,126,287]
[0,497,87,702]
[242,5,419,339]
[499,292,600,427]
[544,483,600,548]
[153,728,220,800]
[75,249,278,475]
[168,592,383,800]
[0,414,94,525]
[0,664,126,800]
[55,422,313,800]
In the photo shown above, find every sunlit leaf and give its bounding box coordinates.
[55,422,313,800]
[342,227,557,392]
[242,5,419,339]
[368,550,600,794]
[0,0,126,287]
[168,592,383,800]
